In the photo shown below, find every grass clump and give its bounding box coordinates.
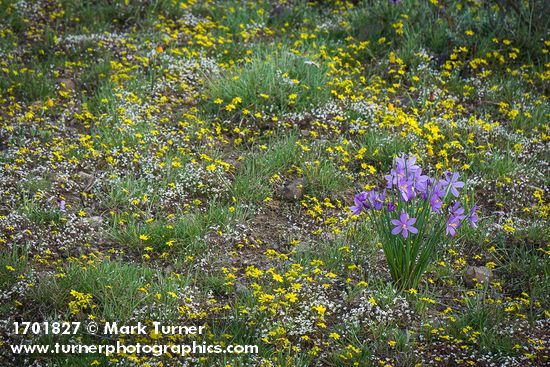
[231,135,301,202]
[0,246,28,291]
[205,45,330,119]
[31,260,184,322]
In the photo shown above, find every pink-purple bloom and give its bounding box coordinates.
[371,190,386,210]
[385,154,420,189]
[469,205,479,229]
[441,171,464,197]
[391,210,418,239]
[449,202,466,221]
[57,198,66,212]
[397,177,415,202]
[350,191,369,215]
[411,168,430,193]
[396,154,420,174]
[446,215,461,237]
[446,202,466,236]
[430,194,443,213]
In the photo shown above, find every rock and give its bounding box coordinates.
[226,158,242,172]
[56,78,76,91]
[78,171,94,181]
[77,171,95,190]
[163,265,175,276]
[463,266,494,287]
[282,177,304,201]
[82,216,103,229]
[234,281,250,297]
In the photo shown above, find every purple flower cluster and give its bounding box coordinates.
[385,155,428,202]
[350,189,387,215]
[351,154,478,239]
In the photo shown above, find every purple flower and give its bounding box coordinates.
[411,168,430,193]
[469,205,479,229]
[428,181,445,212]
[430,194,443,213]
[387,201,396,212]
[385,172,394,188]
[449,202,466,221]
[371,190,386,210]
[432,181,445,198]
[57,198,66,212]
[391,210,418,239]
[397,177,415,202]
[386,154,419,188]
[396,154,420,175]
[446,215,461,237]
[441,171,464,198]
[385,167,404,188]
[350,191,369,215]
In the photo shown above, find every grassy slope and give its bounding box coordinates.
[0,0,549,366]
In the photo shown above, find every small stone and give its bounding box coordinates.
[282,177,304,201]
[77,171,95,190]
[56,78,76,91]
[463,266,493,287]
[234,281,250,297]
[78,171,94,180]
[82,216,103,228]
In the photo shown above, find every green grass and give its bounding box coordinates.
[231,134,350,201]
[231,134,301,202]
[302,158,350,197]
[31,260,185,322]
[18,199,63,227]
[0,246,28,291]
[205,45,330,118]
[59,0,186,32]
[448,293,518,355]
[0,67,55,102]
[109,202,248,255]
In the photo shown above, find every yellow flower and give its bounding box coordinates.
[272,273,283,282]
[312,305,327,316]
[286,293,298,303]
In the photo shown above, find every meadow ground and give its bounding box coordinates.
[0,0,549,366]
